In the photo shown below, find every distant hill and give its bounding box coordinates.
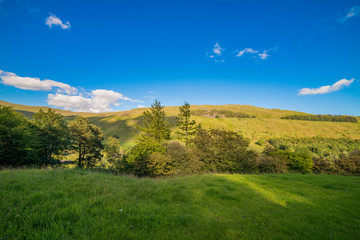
[1,100,360,149]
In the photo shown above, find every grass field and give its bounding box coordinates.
[1,169,360,239]
[1,100,360,149]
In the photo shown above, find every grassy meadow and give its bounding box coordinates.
[1,169,360,239]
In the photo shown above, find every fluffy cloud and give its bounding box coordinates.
[1,69,142,112]
[48,89,143,113]
[298,78,355,95]
[0,70,77,94]
[339,6,360,23]
[45,13,70,29]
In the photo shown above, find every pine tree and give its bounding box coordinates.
[176,102,200,142]
[138,100,171,142]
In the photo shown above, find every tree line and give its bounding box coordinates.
[0,106,103,167]
[191,109,256,119]
[281,114,358,123]
[1,102,359,176]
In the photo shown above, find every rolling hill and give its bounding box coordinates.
[1,100,360,149]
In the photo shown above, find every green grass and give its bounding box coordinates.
[1,169,360,239]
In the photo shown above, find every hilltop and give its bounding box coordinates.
[1,100,360,148]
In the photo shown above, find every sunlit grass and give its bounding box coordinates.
[1,169,360,239]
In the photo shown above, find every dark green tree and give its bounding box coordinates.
[69,116,104,167]
[138,100,171,142]
[176,102,200,142]
[32,109,70,164]
[0,106,39,166]
[190,128,256,173]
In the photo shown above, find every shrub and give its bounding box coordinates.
[126,136,166,177]
[164,140,202,175]
[265,148,313,173]
[334,156,360,175]
[146,152,174,177]
[257,156,288,173]
[189,129,257,173]
[312,157,335,174]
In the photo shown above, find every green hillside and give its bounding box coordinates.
[1,100,360,148]
[1,169,360,240]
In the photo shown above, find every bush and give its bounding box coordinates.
[146,152,174,177]
[164,140,202,175]
[126,136,166,177]
[257,156,288,173]
[312,157,335,174]
[334,156,360,175]
[189,129,257,173]
[265,148,313,173]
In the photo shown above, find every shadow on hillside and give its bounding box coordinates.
[15,110,36,118]
[83,115,178,145]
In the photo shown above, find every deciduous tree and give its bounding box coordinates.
[69,116,104,167]
[33,109,70,164]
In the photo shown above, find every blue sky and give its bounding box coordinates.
[0,0,359,115]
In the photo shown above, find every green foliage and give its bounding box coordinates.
[104,137,124,169]
[126,136,166,176]
[334,153,360,175]
[176,102,200,142]
[0,106,40,166]
[267,137,360,160]
[69,116,104,167]
[265,148,313,173]
[256,156,288,173]
[146,152,174,177]
[191,109,256,119]
[312,157,335,174]
[164,140,202,175]
[190,129,257,173]
[32,109,70,164]
[138,100,171,142]
[281,114,358,123]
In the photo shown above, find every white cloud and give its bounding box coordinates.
[1,69,142,112]
[47,94,92,112]
[0,70,77,94]
[236,48,259,57]
[213,43,223,56]
[298,78,355,95]
[206,43,225,62]
[339,6,360,23]
[48,89,143,113]
[258,51,270,59]
[45,13,70,29]
[137,105,146,108]
[236,47,273,60]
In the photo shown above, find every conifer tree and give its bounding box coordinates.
[138,100,171,142]
[176,102,200,142]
